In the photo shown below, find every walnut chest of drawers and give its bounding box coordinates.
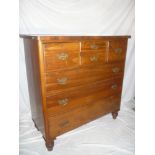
[21,35,130,151]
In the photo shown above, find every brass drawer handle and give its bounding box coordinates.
[57,52,68,60]
[90,55,98,62]
[58,98,69,106]
[57,77,68,85]
[111,84,117,89]
[90,44,98,49]
[115,48,122,54]
[112,67,120,73]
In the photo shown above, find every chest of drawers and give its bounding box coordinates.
[21,35,130,151]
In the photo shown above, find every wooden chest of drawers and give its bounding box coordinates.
[21,35,130,151]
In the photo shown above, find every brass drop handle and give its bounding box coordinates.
[58,98,69,106]
[57,77,68,85]
[90,55,98,62]
[112,67,120,73]
[57,52,68,60]
[111,84,117,90]
[90,44,98,49]
[115,48,122,54]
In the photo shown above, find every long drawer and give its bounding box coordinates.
[45,63,124,92]
[48,95,120,138]
[46,77,123,109]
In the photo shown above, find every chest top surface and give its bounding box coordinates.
[20,35,131,41]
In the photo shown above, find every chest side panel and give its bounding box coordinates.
[23,39,45,137]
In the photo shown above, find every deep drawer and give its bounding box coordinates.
[48,95,120,138]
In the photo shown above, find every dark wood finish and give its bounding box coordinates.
[21,35,130,151]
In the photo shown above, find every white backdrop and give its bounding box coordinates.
[19,0,135,119]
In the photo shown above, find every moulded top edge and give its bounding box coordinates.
[19,34,131,40]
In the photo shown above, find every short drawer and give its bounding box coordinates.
[80,51,106,65]
[107,40,127,62]
[44,42,80,70]
[48,95,121,138]
[44,50,80,70]
[81,41,108,50]
[46,77,123,109]
[45,63,124,92]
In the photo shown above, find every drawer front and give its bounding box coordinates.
[80,51,106,65]
[107,40,127,62]
[47,90,121,116]
[45,63,124,92]
[44,50,80,70]
[48,96,120,138]
[81,41,108,50]
[44,42,80,70]
[46,77,123,109]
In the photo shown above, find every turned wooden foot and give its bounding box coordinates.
[45,140,54,151]
[112,111,118,119]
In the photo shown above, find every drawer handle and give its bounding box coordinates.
[111,84,117,89]
[57,53,68,60]
[57,77,68,85]
[59,120,69,127]
[90,55,98,62]
[90,44,98,49]
[112,67,120,73]
[115,48,122,54]
[58,98,69,106]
